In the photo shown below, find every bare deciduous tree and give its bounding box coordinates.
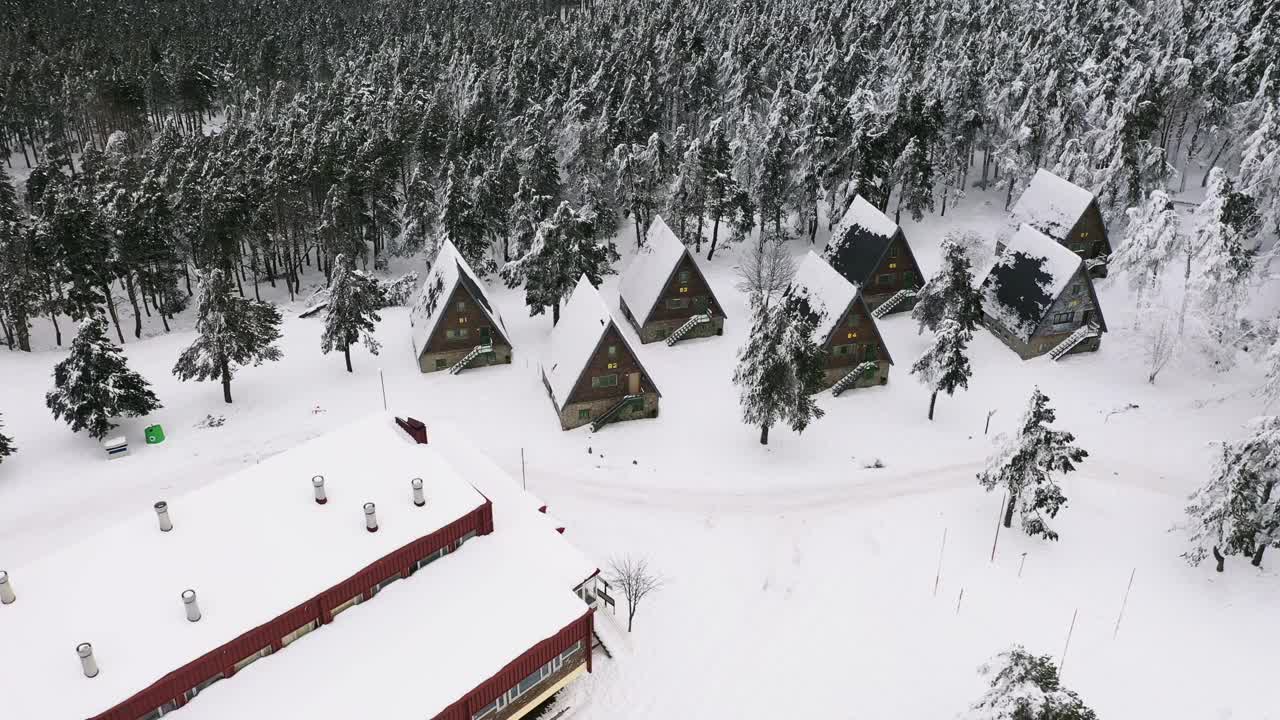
[608,554,662,633]
[735,229,795,312]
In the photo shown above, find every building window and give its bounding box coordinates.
[878,274,895,287]
[693,296,708,311]
[903,270,916,286]
[678,270,690,283]
[592,374,619,389]
[456,300,467,311]
[458,316,469,324]
[833,344,854,356]
[578,409,591,420]
[480,326,491,340]
[473,700,498,720]
[607,344,618,358]
[1071,283,1084,296]
[1053,312,1074,324]
[667,297,690,310]
[888,246,899,258]
[446,328,469,340]
[435,359,447,370]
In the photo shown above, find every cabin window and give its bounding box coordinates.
[1053,312,1074,325]
[607,345,618,358]
[878,273,895,287]
[1071,283,1084,296]
[456,300,467,311]
[667,297,690,310]
[578,409,591,420]
[435,359,447,370]
[480,326,491,340]
[473,700,499,720]
[693,296,708,311]
[446,328,469,340]
[904,270,916,286]
[592,374,619,389]
[678,270,691,283]
[888,246,899,258]
[458,316,468,324]
[833,344,854,356]
[1080,231,1089,239]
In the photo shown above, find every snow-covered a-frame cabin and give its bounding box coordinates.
[0,414,607,720]
[980,223,1108,361]
[821,195,924,317]
[618,215,726,345]
[789,251,893,396]
[542,276,661,431]
[410,240,513,374]
[1010,168,1113,278]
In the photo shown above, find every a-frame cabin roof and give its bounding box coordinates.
[618,215,723,325]
[788,251,895,365]
[980,224,1106,342]
[542,276,658,409]
[409,240,509,355]
[821,195,909,286]
[1011,169,1097,241]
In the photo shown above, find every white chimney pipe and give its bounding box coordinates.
[0,570,14,604]
[154,501,173,532]
[312,475,328,505]
[182,589,201,622]
[411,478,425,507]
[364,502,378,532]
[77,643,99,678]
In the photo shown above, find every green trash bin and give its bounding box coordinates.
[145,424,165,445]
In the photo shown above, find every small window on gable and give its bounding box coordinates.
[592,374,619,389]
[578,409,590,420]
[888,245,899,258]
[456,300,467,312]
[678,270,691,283]
[1071,283,1084,296]
[878,273,895,287]
[1053,312,1074,325]
[667,297,690,310]
[607,344,618,358]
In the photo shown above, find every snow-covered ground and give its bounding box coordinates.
[1,188,1277,719]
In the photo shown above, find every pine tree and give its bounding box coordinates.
[733,288,826,445]
[46,314,162,440]
[961,646,1098,720]
[321,253,385,372]
[1111,189,1182,306]
[0,413,14,463]
[978,388,1088,540]
[173,268,283,404]
[912,233,984,335]
[502,201,618,325]
[911,319,974,421]
[699,119,751,261]
[1183,416,1280,571]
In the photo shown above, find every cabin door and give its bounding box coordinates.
[628,372,641,395]
[1081,310,1093,326]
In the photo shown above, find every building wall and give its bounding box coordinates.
[820,360,892,390]
[984,316,1102,360]
[645,253,725,324]
[556,391,660,431]
[563,324,658,406]
[817,297,892,390]
[91,501,495,720]
[418,285,512,372]
[633,315,725,344]
[862,232,924,311]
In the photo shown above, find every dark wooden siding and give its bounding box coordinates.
[865,232,923,296]
[424,285,511,356]
[90,501,495,720]
[822,298,891,370]
[644,253,723,324]
[564,324,658,406]
[1065,200,1111,261]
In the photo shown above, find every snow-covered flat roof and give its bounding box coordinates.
[1011,168,1096,240]
[542,276,615,408]
[619,215,687,324]
[789,251,860,343]
[1,415,490,719]
[410,240,507,355]
[152,423,597,720]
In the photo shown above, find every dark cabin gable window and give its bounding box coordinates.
[455,299,467,311]
[1053,312,1074,325]
[592,374,619,389]
[878,273,895,287]
[667,297,690,310]
[678,269,691,283]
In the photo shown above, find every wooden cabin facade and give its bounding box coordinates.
[410,241,513,374]
[542,277,661,431]
[822,196,924,315]
[1011,169,1112,277]
[790,251,894,395]
[618,216,726,345]
[981,224,1108,361]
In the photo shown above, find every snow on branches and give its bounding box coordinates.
[46,314,162,440]
[961,646,1098,720]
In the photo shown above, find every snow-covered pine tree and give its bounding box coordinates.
[700,118,750,261]
[911,233,984,335]
[321,253,386,372]
[172,268,283,404]
[911,318,973,421]
[502,201,618,325]
[1111,189,1182,306]
[1182,416,1280,571]
[961,646,1098,720]
[45,314,162,440]
[1236,100,1279,242]
[0,413,14,463]
[1262,338,1280,407]
[733,288,826,445]
[978,388,1087,540]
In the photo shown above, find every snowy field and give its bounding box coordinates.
[1,189,1277,719]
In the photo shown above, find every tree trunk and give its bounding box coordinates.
[220,359,233,404]
[634,205,644,248]
[627,607,635,632]
[49,312,62,347]
[928,391,938,421]
[1213,545,1225,573]
[759,423,770,445]
[1252,544,1266,567]
[344,344,353,373]
[102,281,126,344]
[1202,141,1229,188]
[1003,494,1016,528]
[124,272,143,339]
[707,214,721,260]
[552,301,561,326]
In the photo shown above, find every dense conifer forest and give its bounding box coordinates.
[1,0,1277,352]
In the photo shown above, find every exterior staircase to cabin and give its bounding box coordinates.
[1048,323,1100,361]
[449,343,494,374]
[665,313,713,346]
[830,363,875,397]
[591,395,642,432]
[872,289,917,319]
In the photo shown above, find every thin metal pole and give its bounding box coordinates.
[1018,552,1028,578]
[379,369,387,411]
[1060,609,1079,674]
[521,448,527,491]
[990,493,1006,562]
[933,528,948,596]
[1112,569,1136,639]
[955,588,964,614]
